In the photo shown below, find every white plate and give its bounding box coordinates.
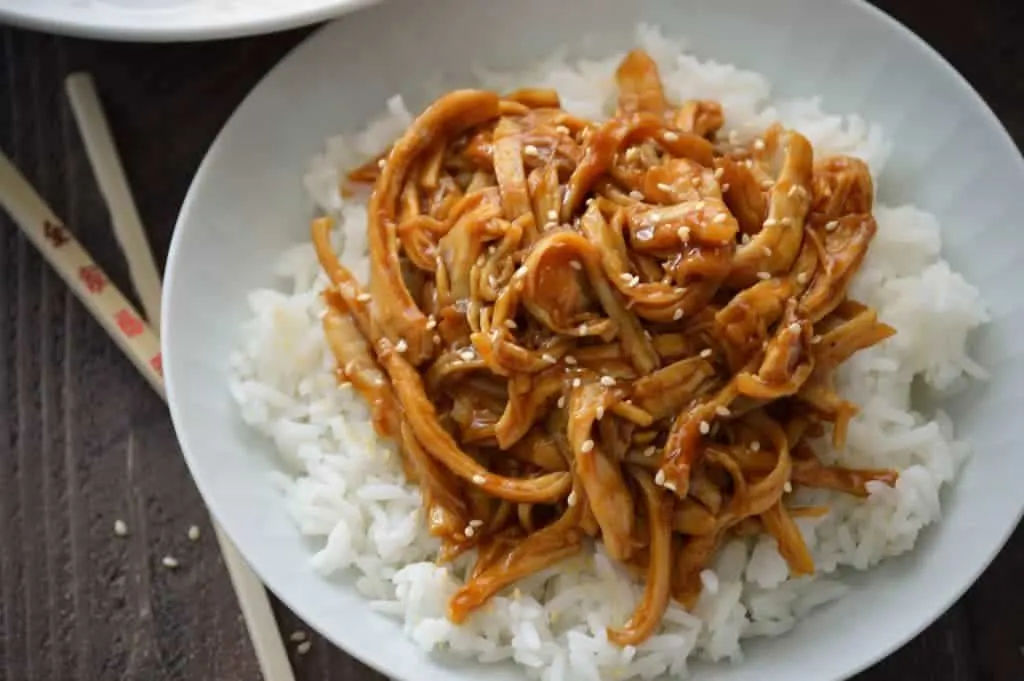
[163,1,1024,680]
[0,0,375,42]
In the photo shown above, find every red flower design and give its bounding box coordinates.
[149,353,163,377]
[114,309,144,338]
[43,220,69,248]
[78,265,106,293]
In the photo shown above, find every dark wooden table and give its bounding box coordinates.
[1,2,1022,679]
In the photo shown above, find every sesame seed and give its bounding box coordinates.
[297,641,312,655]
[715,405,731,416]
[290,631,307,642]
[504,318,518,329]
[557,395,566,408]
[629,275,640,287]
[578,323,589,334]
[756,271,771,280]
[600,376,616,387]
[712,213,727,224]
[784,481,793,493]
[542,353,557,363]
[581,439,595,453]
[750,440,761,452]
[825,220,839,232]
[524,144,539,156]
[691,177,702,187]
[162,556,180,569]
[788,322,802,334]
[377,158,386,169]
[488,275,498,288]
[728,130,740,144]
[472,474,486,485]
[714,167,725,180]
[643,330,653,340]
[674,287,686,295]
[464,525,476,538]
[673,308,684,320]
[567,491,578,507]
[700,348,712,358]
[763,246,773,256]
[625,147,640,162]
[426,317,437,330]
[619,272,633,282]
[572,377,582,388]
[811,335,822,344]
[113,519,127,537]
[395,339,409,353]
[780,217,793,227]
[556,125,570,135]
[648,212,661,222]
[764,218,778,228]
[515,265,529,278]
[187,525,200,542]
[564,355,578,365]
[547,209,558,221]
[596,406,605,420]
[629,190,645,200]
[655,469,666,486]
[788,185,801,198]
[570,260,582,270]
[699,421,710,435]
[721,183,731,192]
[761,180,774,190]
[644,445,657,457]
[663,131,679,142]
[664,481,677,492]
[657,182,674,192]
[694,201,706,211]
[357,292,372,302]
[433,334,442,344]
[796,272,809,285]
[753,139,766,151]
[459,350,475,361]
[741,233,751,244]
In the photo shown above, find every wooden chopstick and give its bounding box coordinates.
[0,148,297,681]
[61,73,297,681]
[0,153,165,397]
[65,73,164,332]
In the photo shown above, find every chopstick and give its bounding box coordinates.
[65,73,164,331]
[0,153,165,398]
[61,73,297,681]
[0,149,297,681]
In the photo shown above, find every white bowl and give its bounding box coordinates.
[163,1,1024,679]
[0,0,375,42]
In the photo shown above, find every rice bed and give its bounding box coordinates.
[228,26,988,681]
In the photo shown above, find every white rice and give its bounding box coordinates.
[228,25,988,681]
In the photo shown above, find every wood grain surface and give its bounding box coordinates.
[0,2,1022,680]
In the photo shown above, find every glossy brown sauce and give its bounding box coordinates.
[311,49,896,645]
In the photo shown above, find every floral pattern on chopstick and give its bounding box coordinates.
[115,308,144,337]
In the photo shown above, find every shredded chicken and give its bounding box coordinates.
[313,49,897,645]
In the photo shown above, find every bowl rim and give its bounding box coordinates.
[0,0,375,42]
[163,1,1024,679]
